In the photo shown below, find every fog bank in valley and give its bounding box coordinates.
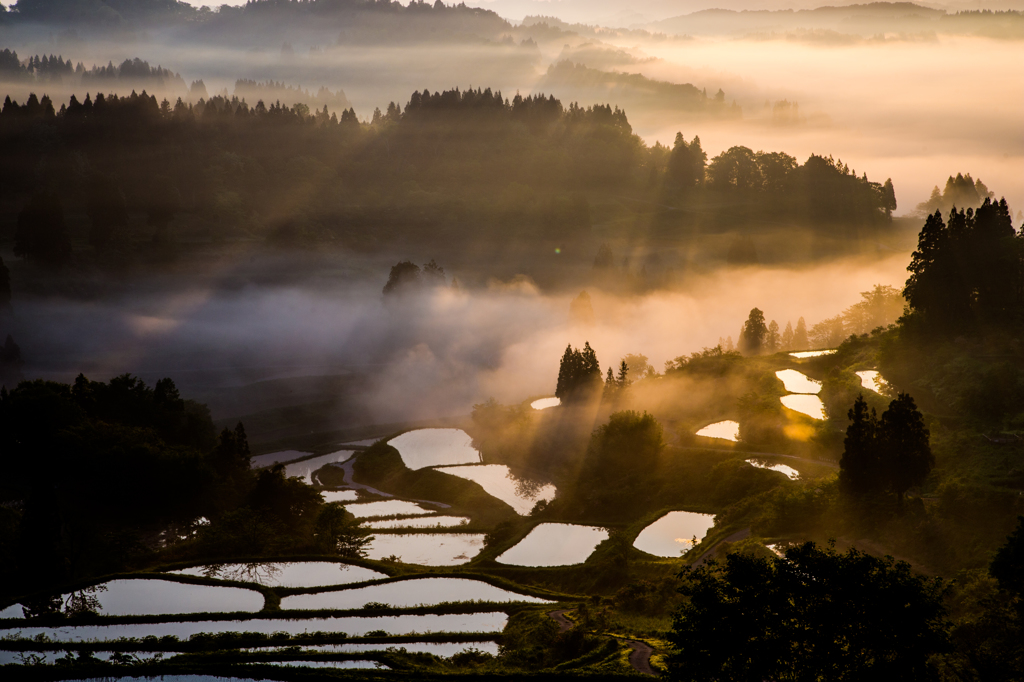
[3,252,909,428]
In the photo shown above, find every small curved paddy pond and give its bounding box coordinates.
[170,562,385,588]
[496,523,608,567]
[346,500,440,518]
[434,464,556,515]
[321,489,360,503]
[284,450,354,484]
[775,369,822,394]
[747,460,800,480]
[632,511,715,557]
[281,577,550,610]
[367,515,469,529]
[276,661,386,669]
[695,420,739,441]
[780,394,827,420]
[856,370,885,394]
[0,603,23,619]
[364,533,485,566]
[530,397,560,410]
[0,612,509,642]
[57,579,264,616]
[388,429,481,469]
[790,349,836,358]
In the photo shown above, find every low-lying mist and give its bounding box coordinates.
[4,251,909,429]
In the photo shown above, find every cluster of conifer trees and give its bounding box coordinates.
[904,198,1022,331]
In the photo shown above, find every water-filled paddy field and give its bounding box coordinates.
[747,460,800,480]
[695,420,739,441]
[366,515,469,529]
[321,490,360,503]
[388,429,481,469]
[434,464,556,515]
[0,612,509,642]
[43,579,265,616]
[496,523,608,567]
[170,562,385,588]
[780,394,827,420]
[363,533,486,565]
[346,500,441,518]
[856,370,885,394]
[530,397,560,410]
[632,512,716,557]
[775,369,822,394]
[280,578,551,610]
[790,350,836,358]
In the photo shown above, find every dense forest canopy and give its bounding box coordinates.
[0,85,898,262]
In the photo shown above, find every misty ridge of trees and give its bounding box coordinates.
[0,48,187,91]
[1,85,901,270]
[915,172,995,216]
[1,0,528,47]
[659,132,898,229]
[651,3,1024,40]
[720,284,904,357]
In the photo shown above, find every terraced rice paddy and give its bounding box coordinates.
[280,578,551,610]
[283,451,355,484]
[48,579,265,616]
[347,500,441,518]
[434,464,556,515]
[632,512,716,557]
[170,562,385,588]
[747,460,800,480]
[388,429,481,469]
[780,394,827,420]
[695,420,740,441]
[0,612,509,642]
[496,523,608,567]
[363,533,486,566]
[530,397,560,410]
[366,515,469,529]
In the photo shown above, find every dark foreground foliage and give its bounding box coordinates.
[668,541,949,681]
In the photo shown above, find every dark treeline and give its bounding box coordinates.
[1,87,896,266]
[0,374,368,606]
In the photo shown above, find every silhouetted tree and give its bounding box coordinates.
[839,395,879,494]
[555,342,602,402]
[793,317,809,350]
[781,321,794,350]
[766,320,780,353]
[315,503,372,557]
[739,307,768,355]
[382,261,422,296]
[880,393,932,506]
[669,542,949,681]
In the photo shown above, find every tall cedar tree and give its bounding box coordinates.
[739,307,768,355]
[839,392,933,503]
[555,342,601,402]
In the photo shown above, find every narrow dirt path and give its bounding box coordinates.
[626,640,656,676]
[548,609,573,633]
[546,609,657,676]
[692,528,751,568]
